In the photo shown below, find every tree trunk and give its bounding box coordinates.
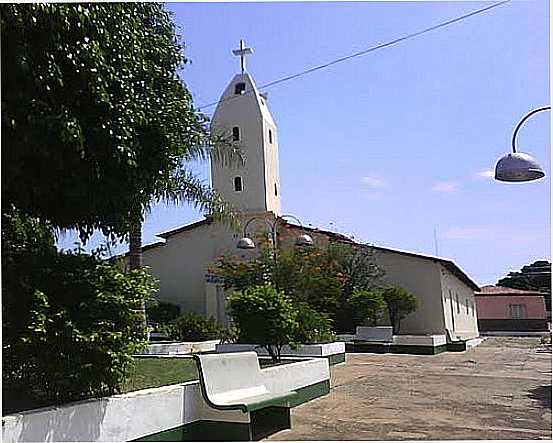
[128,220,148,339]
[129,221,143,270]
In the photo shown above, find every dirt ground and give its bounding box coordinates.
[266,337,552,441]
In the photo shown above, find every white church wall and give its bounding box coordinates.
[142,213,275,317]
[439,265,479,339]
[371,250,446,335]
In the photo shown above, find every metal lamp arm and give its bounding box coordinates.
[242,216,274,237]
[272,213,305,231]
[511,106,551,153]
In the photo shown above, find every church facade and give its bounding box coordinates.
[127,41,480,340]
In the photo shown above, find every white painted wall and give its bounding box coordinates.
[371,249,446,335]
[439,265,479,339]
[139,212,277,317]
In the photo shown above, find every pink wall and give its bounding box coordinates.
[475,296,546,319]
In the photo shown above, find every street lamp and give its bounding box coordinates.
[236,214,314,250]
[495,106,549,182]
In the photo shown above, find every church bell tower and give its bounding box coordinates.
[210,40,282,216]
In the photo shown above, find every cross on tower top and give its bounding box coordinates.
[232,39,253,73]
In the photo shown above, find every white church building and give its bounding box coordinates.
[126,41,480,340]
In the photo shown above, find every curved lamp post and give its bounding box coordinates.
[495,106,549,182]
[236,214,314,250]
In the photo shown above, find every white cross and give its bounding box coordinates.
[232,39,253,73]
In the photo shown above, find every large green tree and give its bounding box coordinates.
[497,260,551,312]
[1,3,237,245]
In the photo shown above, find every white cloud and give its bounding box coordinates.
[361,175,387,189]
[432,181,458,193]
[475,169,494,179]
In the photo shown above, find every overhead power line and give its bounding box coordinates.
[197,0,510,112]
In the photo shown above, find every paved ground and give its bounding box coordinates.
[266,337,551,440]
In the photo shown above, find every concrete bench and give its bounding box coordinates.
[194,352,297,413]
[193,352,298,440]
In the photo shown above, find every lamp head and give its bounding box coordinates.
[237,237,256,249]
[295,233,314,247]
[494,152,545,182]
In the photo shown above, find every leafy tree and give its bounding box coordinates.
[381,287,418,334]
[1,3,238,244]
[497,261,551,312]
[2,208,156,413]
[214,242,384,333]
[348,290,386,326]
[227,285,299,362]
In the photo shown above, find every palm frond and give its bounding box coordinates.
[157,168,241,230]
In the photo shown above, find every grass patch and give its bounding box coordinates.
[122,357,199,393]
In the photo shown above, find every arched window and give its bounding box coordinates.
[234,176,243,192]
[268,129,273,144]
[232,126,240,141]
[274,183,278,196]
[234,82,246,95]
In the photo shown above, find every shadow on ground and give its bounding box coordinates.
[527,385,552,409]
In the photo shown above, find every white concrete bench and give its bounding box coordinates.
[193,352,297,413]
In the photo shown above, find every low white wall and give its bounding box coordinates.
[356,326,393,342]
[2,357,329,442]
[215,342,345,357]
[392,334,446,346]
[142,340,219,355]
[262,358,330,393]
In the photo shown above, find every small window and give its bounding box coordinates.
[274,183,278,196]
[234,176,243,192]
[509,304,527,319]
[466,300,469,315]
[456,293,460,314]
[234,82,246,95]
[232,126,240,141]
[269,129,273,144]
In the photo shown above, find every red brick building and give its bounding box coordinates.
[475,285,549,332]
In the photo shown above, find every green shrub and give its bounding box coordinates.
[293,303,335,344]
[348,290,386,326]
[166,312,222,342]
[227,285,298,362]
[381,287,418,334]
[2,208,155,413]
[146,301,181,327]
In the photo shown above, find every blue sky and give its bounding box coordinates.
[58,0,550,285]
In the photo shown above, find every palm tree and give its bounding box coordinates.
[127,133,243,338]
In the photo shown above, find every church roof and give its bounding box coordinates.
[157,218,212,239]
[124,215,479,291]
[279,219,480,291]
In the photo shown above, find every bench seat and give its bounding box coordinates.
[210,389,298,413]
[193,352,297,413]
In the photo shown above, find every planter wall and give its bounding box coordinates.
[141,340,219,355]
[355,326,393,342]
[215,342,345,364]
[2,357,329,442]
[392,334,446,347]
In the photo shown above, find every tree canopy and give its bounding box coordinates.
[1,3,227,241]
[497,260,551,294]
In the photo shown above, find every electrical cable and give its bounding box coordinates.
[197,0,510,111]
